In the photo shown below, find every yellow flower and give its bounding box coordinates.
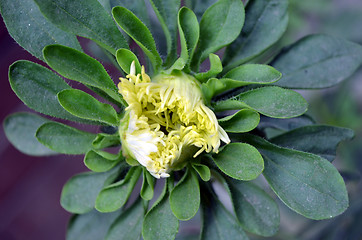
[118,62,230,178]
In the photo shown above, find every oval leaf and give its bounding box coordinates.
[84,150,122,172]
[116,49,142,75]
[92,133,120,149]
[212,142,264,181]
[191,163,211,182]
[218,109,260,133]
[141,168,156,201]
[272,34,362,89]
[195,54,223,82]
[36,122,96,154]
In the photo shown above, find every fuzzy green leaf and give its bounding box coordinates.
[34,0,128,54]
[272,34,362,89]
[212,142,264,181]
[258,115,315,131]
[270,125,354,162]
[84,150,122,172]
[0,0,81,61]
[3,112,56,156]
[191,163,211,182]
[223,0,288,70]
[112,6,162,72]
[141,168,156,201]
[111,0,151,29]
[116,49,142,75]
[218,109,260,133]
[36,122,96,154]
[195,54,223,82]
[214,86,308,118]
[92,133,120,149]
[170,169,200,221]
[96,167,142,212]
[58,89,119,126]
[228,179,280,237]
[61,167,120,214]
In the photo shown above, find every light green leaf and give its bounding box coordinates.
[110,0,151,29]
[195,54,223,82]
[218,109,260,133]
[0,0,81,61]
[3,112,56,156]
[141,168,155,201]
[214,86,308,118]
[191,0,245,70]
[43,45,124,105]
[116,49,142,75]
[92,133,120,149]
[112,6,162,72]
[106,198,145,240]
[61,167,120,214]
[84,150,122,172]
[270,125,354,162]
[272,34,362,89]
[96,167,142,212]
[240,134,349,220]
[67,209,121,240]
[170,168,200,221]
[201,78,226,104]
[223,0,288,71]
[212,142,264,181]
[36,122,96,154]
[228,179,280,237]
[191,163,211,181]
[58,89,119,126]
[34,0,128,54]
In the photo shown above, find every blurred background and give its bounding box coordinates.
[1,0,362,239]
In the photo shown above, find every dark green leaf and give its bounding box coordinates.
[223,0,288,71]
[84,150,122,172]
[36,122,96,154]
[270,125,354,162]
[142,180,179,240]
[228,180,280,237]
[258,115,315,131]
[92,133,120,149]
[96,167,142,212]
[34,0,128,54]
[195,54,223,82]
[67,209,121,240]
[61,167,120,214]
[9,60,89,123]
[106,198,145,240]
[58,89,119,126]
[272,34,362,89]
[0,0,81,61]
[170,168,200,221]
[141,168,155,201]
[241,134,349,220]
[112,6,162,72]
[43,45,123,105]
[214,86,308,118]
[218,109,260,133]
[110,0,151,29]
[149,0,180,66]
[191,0,245,70]
[116,49,142,75]
[212,142,264,181]
[187,0,217,20]
[3,112,56,156]
[191,163,211,181]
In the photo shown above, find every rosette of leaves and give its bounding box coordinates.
[1,0,362,239]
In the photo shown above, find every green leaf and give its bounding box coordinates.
[212,142,264,181]
[58,89,119,126]
[96,167,142,212]
[67,209,121,240]
[84,150,122,172]
[195,54,223,82]
[141,168,156,201]
[170,168,200,221]
[142,180,179,240]
[0,0,81,61]
[111,0,151,29]
[200,189,248,240]
[201,78,226,104]
[3,112,56,156]
[272,34,362,89]
[106,198,145,240]
[220,64,282,91]
[186,0,217,20]
[258,115,315,131]
[43,45,123,105]
[92,133,120,149]
[241,134,349,220]
[270,125,354,162]
[116,49,142,75]
[191,0,245,70]
[214,86,308,118]
[9,60,90,123]
[227,179,280,237]
[223,0,288,71]
[149,0,180,66]
[218,109,260,133]
[112,6,162,72]
[34,0,128,54]
[61,167,120,214]
[178,7,199,70]
[36,122,96,154]
[191,163,211,181]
